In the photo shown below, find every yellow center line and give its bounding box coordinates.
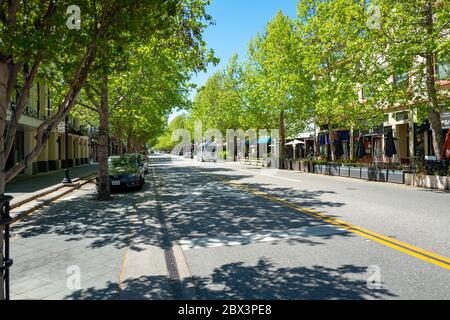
[227,181,450,271]
[117,247,129,300]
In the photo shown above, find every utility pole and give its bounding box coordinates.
[62,116,72,184]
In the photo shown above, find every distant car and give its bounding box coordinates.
[105,156,145,191]
[197,142,218,162]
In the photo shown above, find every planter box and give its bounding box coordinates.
[318,164,328,175]
[283,160,293,170]
[387,170,404,184]
[349,167,361,179]
[413,175,448,190]
[376,169,388,182]
[293,161,301,171]
[312,164,319,174]
[361,167,370,180]
[339,166,350,178]
[304,161,313,173]
[329,165,339,176]
[404,173,414,186]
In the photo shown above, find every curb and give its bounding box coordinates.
[10,173,97,224]
[10,172,97,210]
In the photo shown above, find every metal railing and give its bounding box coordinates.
[0,195,13,301]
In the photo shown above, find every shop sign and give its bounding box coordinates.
[442,112,450,129]
[57,122,66,133]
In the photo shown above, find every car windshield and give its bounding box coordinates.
[108,157,138,169]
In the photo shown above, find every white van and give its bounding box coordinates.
[197,142,219,162]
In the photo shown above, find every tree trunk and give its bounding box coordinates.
[279,108,286,168]
[424,2,444,160]
[97,74,111,201]
[329,130,336,162]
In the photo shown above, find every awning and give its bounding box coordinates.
[257,137,272,144]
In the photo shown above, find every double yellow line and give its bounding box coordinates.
[227,182,450,271]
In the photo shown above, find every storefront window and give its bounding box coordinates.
[414,125,426,157]
[437,61,450,81]
[395,111,409,122]
[394,72,409,91]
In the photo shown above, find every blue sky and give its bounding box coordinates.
[169,0,299,122]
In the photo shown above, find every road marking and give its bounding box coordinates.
[117,247,129,299]
[179,226,348,250]
[227,182,450,271]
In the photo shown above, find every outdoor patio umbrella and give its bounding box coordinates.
[356,136,367,159]
[384,131,397,158]
[286,140,305,160]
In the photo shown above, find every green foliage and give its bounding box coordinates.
[218,151,229,160]
[69,0,215,152]
[155,114,190,151]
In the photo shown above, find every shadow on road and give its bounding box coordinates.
[11,156,384,300]
[151,158,350,247]
[64,258,396,300]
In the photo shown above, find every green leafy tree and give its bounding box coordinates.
[242,11,312,163]
[360,0,450,160]
[298,0,382,160]
[76,0,215,200]
[155,114,190,152]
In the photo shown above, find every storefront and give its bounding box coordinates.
[5,130,25,172]
[413,112,450,158]
[317,129,351,160]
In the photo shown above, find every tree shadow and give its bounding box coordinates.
[152,160,350,248]
[63,258,396,300]
[12,156,351,252]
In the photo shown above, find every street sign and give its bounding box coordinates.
[57,122,66,133]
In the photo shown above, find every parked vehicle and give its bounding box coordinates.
[197,142,218,162]
[106,156,145,191]
[125,153,149,174]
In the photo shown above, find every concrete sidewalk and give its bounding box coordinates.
[9,181,173,300]
[6,164,98,200]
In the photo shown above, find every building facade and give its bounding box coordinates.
[6,79,91,176]
[295,61,450,163]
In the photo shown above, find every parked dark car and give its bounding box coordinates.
[106,156,145,191]
[125,153,149,174]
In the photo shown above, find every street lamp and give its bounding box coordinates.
[62,116,72,184]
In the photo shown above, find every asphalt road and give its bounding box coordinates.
[152,155,450,300]
[9,155,450,300]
